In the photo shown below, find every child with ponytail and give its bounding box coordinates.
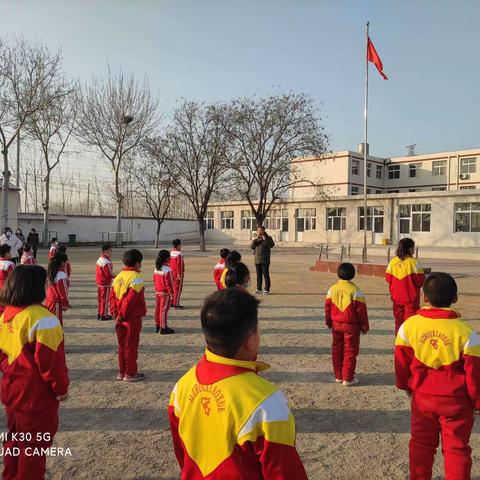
[45,252,70,325]
[153,250,175,334]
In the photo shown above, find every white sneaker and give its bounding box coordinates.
[343,378,359,387]
[254,290,261,294]
[262,290,270,295]
[335,378,343,384]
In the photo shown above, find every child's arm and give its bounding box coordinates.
[120,285,147,320]
[238,390,308,480]
[463,331,480,409]
[168,387,185,469]
[394,324,414,391]
[412,260,425,289]
[57,275,70,310]
[32,315,69,399]
[109,288,118,319]
[324,292,333,329]
[353,290,369,333]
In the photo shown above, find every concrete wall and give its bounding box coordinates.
[17,213,198,244]
[2,189,21,229]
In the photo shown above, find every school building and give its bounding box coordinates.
[205,147,480,248]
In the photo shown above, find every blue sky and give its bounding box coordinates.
[1,0,479,158]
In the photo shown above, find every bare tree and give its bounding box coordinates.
[77,69,159,246]
[26,86,77,245]
[127,151,174,248]
[218,93,328,227]
[0,37,66,229]
[149,101,229,251]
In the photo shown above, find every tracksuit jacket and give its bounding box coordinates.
[153,265,174,329]
[170,249,185,306]
[45,268,70,325]
[213,258,226,290]
[48,245,58,260]
[20,252,36,265]
[169,349,307,479]
[96,254,114,317]
[325,280,369,382]
[395,307,480,479]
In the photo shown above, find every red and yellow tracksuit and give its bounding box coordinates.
[20,252,35,265]
[0,258,15,315]
[45,269,70,326]
[153,265,174,329]
[48,245,58,260]
[170,249,185,306]
[110,267,146,377]
[169,349,307,479]
[325,280,369,382]
[213,259,226,290]
[386,256,425,334]
[395,307,480,480]
[0,304,69,480]
[96,254,114,317]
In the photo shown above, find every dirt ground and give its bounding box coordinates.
[1,245,480,480]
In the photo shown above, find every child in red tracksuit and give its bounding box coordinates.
[153,250,174,335]
[58,246,71,286]
[213,248,230,290]
[110,249,147,382]
[45,252,70,326]
[395,272,480,480]
[170,238,185,309]
[20,243,36,265]
[386,238,425,334]
[96,244,114,321]
[0,244,16,316]
[0,265,69,480]
[48,238,59,260]
[325,263,369,386]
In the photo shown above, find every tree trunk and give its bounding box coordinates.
[2,148,9,231]
[43,173,50,247]
[115,170,122,247]
[255,212,265,228]
[198,217,206,252]
[155,219,161,249]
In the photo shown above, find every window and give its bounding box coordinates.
[409,163,422,178]
[432,160,447,176]
[460,185,476,190]
[358,207,384,232]
[352,159,360,175]
[296,208,316,232]
[265,209,288,231]
[221,211,234,230]
[376,164,383,179]
[241,210,256,231]
[409,189,418,193]
[351,186,360,195]
[455,203,480,232]
[367,163,372,177]
[388,164,400,179]
[388,189,400,193]
[460,157,477,175]
[326,208,346,231]
[204,211,214,230]
[376,189,383,194]
[366,188,372,194]
[399,204,431,233]
[432,186,447,191]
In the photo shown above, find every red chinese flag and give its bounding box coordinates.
[367,37,388,80]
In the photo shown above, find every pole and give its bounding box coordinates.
[16,131,20,188]
[363,21,369,263]
[87,183,90,213]
[24,170,28,213]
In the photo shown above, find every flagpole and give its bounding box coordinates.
[363,21,369,263]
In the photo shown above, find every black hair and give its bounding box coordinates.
[220,248,230,259]
[423,272,457,308]
[59,245,67,253]
[337,263,355,281]
[225,251,242,269]
[47,252,68,284]
[50,237,58,244]
[225,262,250,288]
[0,265,47,306]
[201,288,259,358]
[172,238,181,248]
[4,227,11,234]
[396,238,415,261]
[123,249,143,267]
[102,244,112,252]
[30,228,36,232]
[155,249,170,270]
[23,243,32,252]
[0,244,11,257]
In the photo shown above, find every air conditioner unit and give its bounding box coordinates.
[459,174,470,180]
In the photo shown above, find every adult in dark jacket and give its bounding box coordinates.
[250,226,275,295]
[27,228,40,259]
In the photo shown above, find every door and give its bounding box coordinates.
[399,218,410,239]
[295,217,304,242]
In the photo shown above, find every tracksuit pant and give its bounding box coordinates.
[97,285,111,317]
[410,392,474,480]
[331,330,360,382]
[116,316,142,377]
[255,263,271,292]
[3,406,59,480]
[155,293,171,329]
[173,275,183,307]
[393,301,419,335]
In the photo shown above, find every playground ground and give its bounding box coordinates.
[2,245,480,480]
